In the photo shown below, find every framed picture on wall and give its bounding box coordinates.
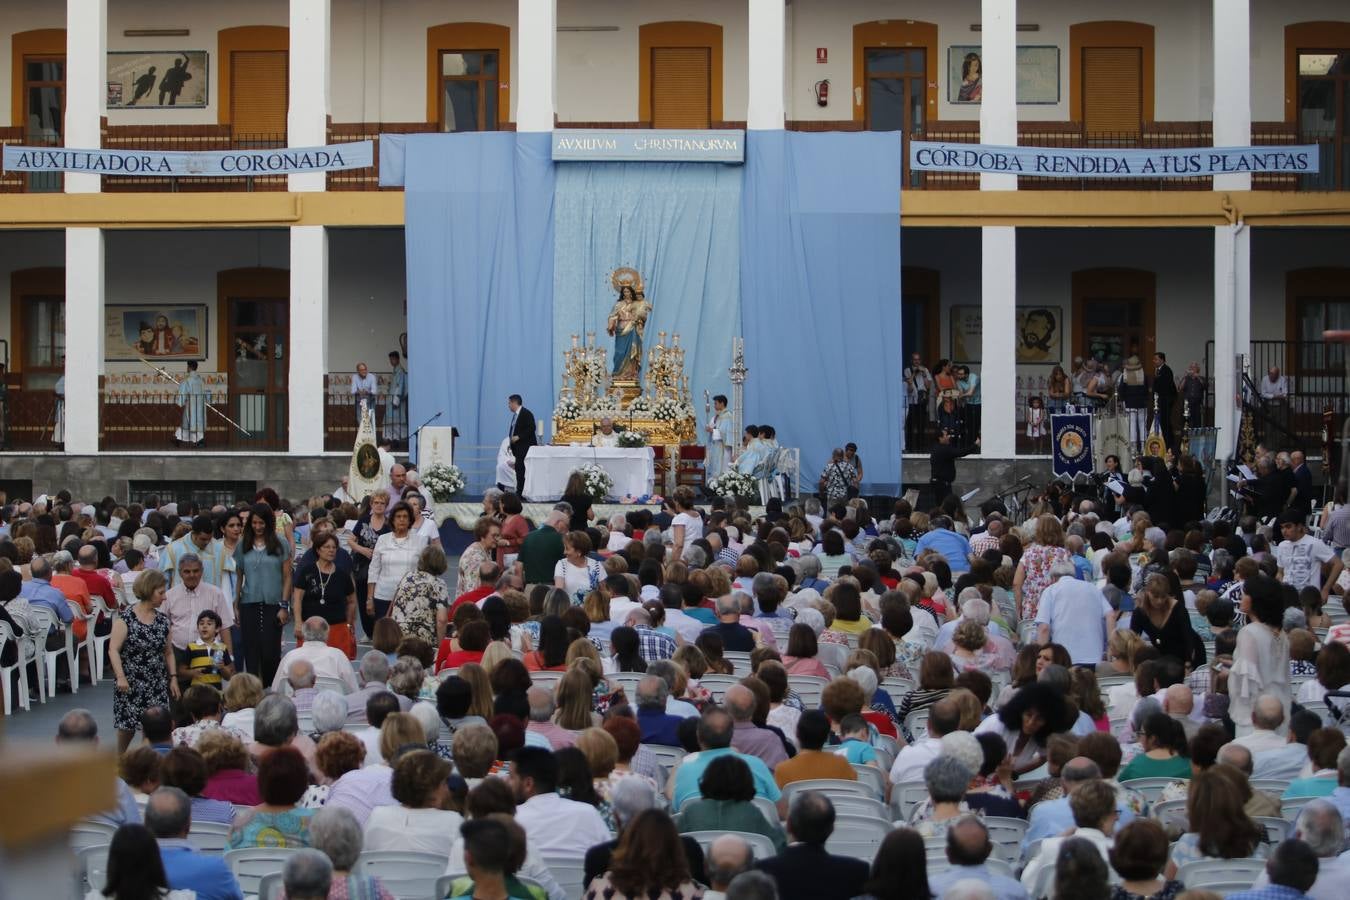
[106,51,208,109]
[105,305,208,361]
[1015,306,1063,364]
[947,45,1060,104]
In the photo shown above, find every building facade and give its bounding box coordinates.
[0,0,1348,499]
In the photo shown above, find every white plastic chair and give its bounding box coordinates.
[1151,798,1188,833]
[224,848,301,896]
[29,606,72,698]
[80,843,110,893]
[983,816,1028,864]
[1249,777,1291,796]
[787,674,828,708]
[315,674,350,695]
[354,850,448,898]
[1282,795,1315,821]
[903,708,930,741]
[1120,777,1177,804]
[851,763,887,798]
[889,780,929,821]
[829,794,889,820]
[69,820,118,852]
[530,671,564,691]
[1175,858,1266,895]
[187,820,232,853]
[724,651,753,675]
[646,743,686,771]
[542,854,588,900]
[781,778,874,805]
[256,871,284,900]
[1254,816,1291,843]
[683,829,778,859]
[700,673,740,701]
[86,594,118,682]
[0,620,32,714]
[824,813,891,860]
[752,795,780,825]
[608,671,645,697]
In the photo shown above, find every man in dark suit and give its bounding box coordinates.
[1290,450,1315,517]
[1152,352,1178,450]
[755,791,870,900]
[507,394,536,496]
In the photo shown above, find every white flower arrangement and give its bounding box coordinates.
[423,463,466,503]
[652,396,694,422]
[708,470,757,499]
[577,463,614,502]
[586,393,622,418]
[555,398,584,421]
[627,396,653,414]
[617,430,648,448]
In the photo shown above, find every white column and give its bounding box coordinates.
[362,0,383,122]
[288,0,331,193]
[516,0,557,132]
[1211,0,1251,464]
[1213,224,1251,462]
[978,0,1017,191]
[64,0,105,195]
[289,226,329,453]
[64,229,103,454]
[981,227,1017,457]
[747,0,786,130]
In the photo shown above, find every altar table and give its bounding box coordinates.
[523,446,656,501]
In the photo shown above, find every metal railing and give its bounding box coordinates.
[101,131,289,192]
[1203,340,1346,450]
[99,389,289,451]
[0,131,62,193]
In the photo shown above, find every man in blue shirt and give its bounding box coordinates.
[668,708,782,814]
[635,676,687,746]
[915,515,973,574]
[145,787,243,900]
[928,817,1029,900]
[22,555,72,644]
[1228,838,1320,900]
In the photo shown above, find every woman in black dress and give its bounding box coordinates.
[560,471,595,533]
[349,489,390,640]
[109,569,178,753]
[1130,572,1205,670]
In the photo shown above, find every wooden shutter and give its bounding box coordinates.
[1082,47,1142,134]
[230,50,289,137]
[651,47,711,129]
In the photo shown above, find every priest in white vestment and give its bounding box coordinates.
[591,417,621,447]
[705,394,733,478]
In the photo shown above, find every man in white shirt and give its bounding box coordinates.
[657,583,706,643]
[928,817,1030,900]
[1232,695,1306,779]
[272,617,360,693]
[1034,563,1115,666]
[511,746,611,856]
[1250,800,1349,900]
[890,697,959,784]
[162,554,234,661]
[1259,366,1289,401]
[1276,512,1342,596]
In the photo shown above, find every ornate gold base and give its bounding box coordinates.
[552,415,696,446]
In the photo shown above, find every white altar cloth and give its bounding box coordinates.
[523,446,655,501]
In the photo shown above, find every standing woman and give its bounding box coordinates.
[669,486,702,562]
[349,490,390,640]
[291,532,358,659]
[217,507,246,662]
[456,517,501,596]
[234,502,293,686]
[109,569,179,753]
[367,500,428,625]
[1230,573,1291,737]
[560,471,596,533]
[1013,515,1071,621]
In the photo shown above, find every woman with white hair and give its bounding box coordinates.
[307,805,397,899]
[910,755,975,836]
[408,700,452,760]
[606,514,631,553]
[299,690,351,808]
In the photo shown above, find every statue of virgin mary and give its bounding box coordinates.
[605,268,651,381]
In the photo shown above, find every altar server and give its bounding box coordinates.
[705,394,733,479]
[175,360,207,447]
[383,351,408,445]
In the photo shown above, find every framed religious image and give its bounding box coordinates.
[947,45,1060,104]
[1015,306,1063,364]
[106,51,208,109]
[105,304,207,361]
[950,305,983,363]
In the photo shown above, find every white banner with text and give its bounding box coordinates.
[1,141,374,176]
[909,141,1320,178]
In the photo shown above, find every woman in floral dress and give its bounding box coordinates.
[456,517,501,595]
[109,569,178,753]
[1013,514,1071,620]
[389,545,451,644]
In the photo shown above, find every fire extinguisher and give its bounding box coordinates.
[814,79,829,107]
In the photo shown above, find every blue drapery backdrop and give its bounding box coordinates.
[402,132,555,461]
[740,131,904,492]
[400,130,902,493]
[552,162,742,415]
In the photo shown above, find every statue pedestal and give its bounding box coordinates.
[552,414,695,447]
[613,379,641,406]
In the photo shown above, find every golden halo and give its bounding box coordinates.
[610,267,644,294]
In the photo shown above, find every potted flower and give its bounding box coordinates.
[576,463,614,503]
[423,462,466,504]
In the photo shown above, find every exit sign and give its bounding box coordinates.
[816,47,827,64]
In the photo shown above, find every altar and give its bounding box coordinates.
[523,445,656,501]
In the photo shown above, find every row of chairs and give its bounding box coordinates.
[0,594,115,714]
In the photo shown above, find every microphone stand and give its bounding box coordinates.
[409,411,443,457]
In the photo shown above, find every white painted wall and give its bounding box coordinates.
[1250,0,1350,122]
[327,227,405,368]
[1251,228,1350,343]
[103,0,287,127]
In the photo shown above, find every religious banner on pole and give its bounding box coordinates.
[1051,413,1094,478]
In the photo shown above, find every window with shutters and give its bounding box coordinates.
[230,50,288,139]
[651,47,711,129]
[1081,47,1142,135]
[22,56,63,192]
[440,50,499,132]
[1297,52,1350,189]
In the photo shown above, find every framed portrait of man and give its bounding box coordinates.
[1015,306,1062,364]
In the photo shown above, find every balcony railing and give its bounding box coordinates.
[101,126,289,192]
[0,130,62,193]
[1204,339,1346,450]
